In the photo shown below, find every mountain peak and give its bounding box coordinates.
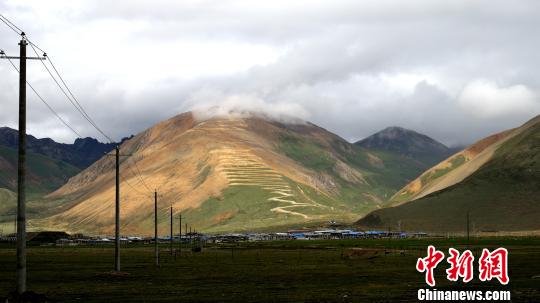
[355,126,451,166]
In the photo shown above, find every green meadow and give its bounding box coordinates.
[0,237,539,302]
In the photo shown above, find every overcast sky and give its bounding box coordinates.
[1,0,539,146]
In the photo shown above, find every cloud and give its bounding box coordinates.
[458,80,540,118]
[189,92,309,124]
[1,0,540,146]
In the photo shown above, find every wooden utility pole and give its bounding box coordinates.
[189,226,193,250]
[115,147,120,271]
[16,35,27,295]
[170,206,173,255]
[154,191,159,266]
[1,33,46,294]
[106,147,131,272]
[178,214,182,256]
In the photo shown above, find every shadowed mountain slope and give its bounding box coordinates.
[357,115,540,232]
[0,127,122,169]
[355,126,454,169]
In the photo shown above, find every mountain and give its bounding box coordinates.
[0,127,122,169]
[0,144,80,194]
[0,145,81,233]
[355,126,454,168]
[22,111,437,235]
[0,128,122,232]
[356,115,540,232]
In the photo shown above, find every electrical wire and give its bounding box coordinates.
[0,14,46,54]
[122,169,152,199]
[2,52,83,137]
[1,13,114,143]
[28,42,114,143]
[130,156,153,193]
[122,175,152,199]
[103,156,152,199]
[0,14,155,196]
[0,14,20,35]
[46,53,113,142]
[0,14,22,33]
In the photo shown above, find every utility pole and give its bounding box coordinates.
[115,147,119,271]
[16,35,27,296]
[170,206,173,255]
[178,214,182,256]
[106,147,131,272]
[1,33,46,294]
[154,190,159,266]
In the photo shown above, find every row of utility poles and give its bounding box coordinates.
[2,32,199,294]
[109,149,197,271]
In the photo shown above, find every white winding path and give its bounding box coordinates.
[213,148,324,219]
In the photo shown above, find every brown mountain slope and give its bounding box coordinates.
[30,112,423,235]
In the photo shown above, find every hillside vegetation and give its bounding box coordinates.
[0,145,80,194]
[357,115,540,232]
[14,112,452,235]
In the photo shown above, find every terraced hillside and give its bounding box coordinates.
[357,115,540,232]
[216,148,308,218]
[18,111,432,235]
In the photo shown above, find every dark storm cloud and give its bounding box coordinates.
[0,0,539,146]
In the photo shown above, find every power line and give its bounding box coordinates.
[124,159,154,197]
[27,38,151,193]
[0,14,21,35]
[0,14,23,33]
[0,14,45,53]
[2,52,83,138]
[109,150,153,196]
[122,176,151,198]
[0,13,113,143]
[26,40,46,55]
[45,53,113,142]
[104,156,151,199]
[1,14,155,196]
[130,155,153,193]
[28,42,114,143]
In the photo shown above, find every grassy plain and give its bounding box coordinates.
[0,237,539,302]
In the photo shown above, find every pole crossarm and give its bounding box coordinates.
[0,56,46,60]
[105,153,132,157]
[1,49,46,60]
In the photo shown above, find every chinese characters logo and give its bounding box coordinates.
[416,246,509,286]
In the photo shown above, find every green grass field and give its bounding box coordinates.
[0,237,539,302]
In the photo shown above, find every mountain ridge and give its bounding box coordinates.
[356,115,540,232]
[355,126,455,169]
[22,112,447,235]
[0,127,127,169]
